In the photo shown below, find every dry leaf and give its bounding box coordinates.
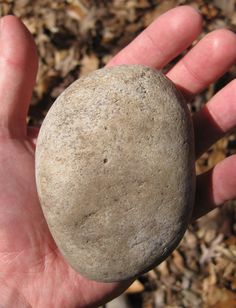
[126,280,144,293]
[80,54,99,76]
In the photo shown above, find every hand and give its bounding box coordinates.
[0,6,235,307]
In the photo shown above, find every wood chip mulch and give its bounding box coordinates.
[1,1,236,307]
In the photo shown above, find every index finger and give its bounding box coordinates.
[107,6,202,69]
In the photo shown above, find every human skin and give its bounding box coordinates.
[0,5,235,308]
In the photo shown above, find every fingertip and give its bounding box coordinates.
[212,155,236,205]
[1,14,21,24]
[0,14,38,72]
[207,78,236,131]
[194,155,236,220]
[204,29,236,66]
[167,27,236,97]
[210,28,236,43]
[0,15,38,137]
[108,5,203,68]
[174,5,203,26]
[162,5,203,37]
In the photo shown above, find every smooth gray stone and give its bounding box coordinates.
[35,65,195,282]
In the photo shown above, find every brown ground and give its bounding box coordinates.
[0,1,236,307]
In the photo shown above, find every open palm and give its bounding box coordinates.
[0,6,235,307]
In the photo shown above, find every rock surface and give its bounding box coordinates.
[35,65,195,282]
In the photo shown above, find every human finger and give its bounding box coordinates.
[167,29,236,99]
[0,15,38,138]
[193,80,236,158]
[193,155,236,220]
[107,6,202,69]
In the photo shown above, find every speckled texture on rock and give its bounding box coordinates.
[35,65,195,282]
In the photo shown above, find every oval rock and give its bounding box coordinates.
[35,65,195,282]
